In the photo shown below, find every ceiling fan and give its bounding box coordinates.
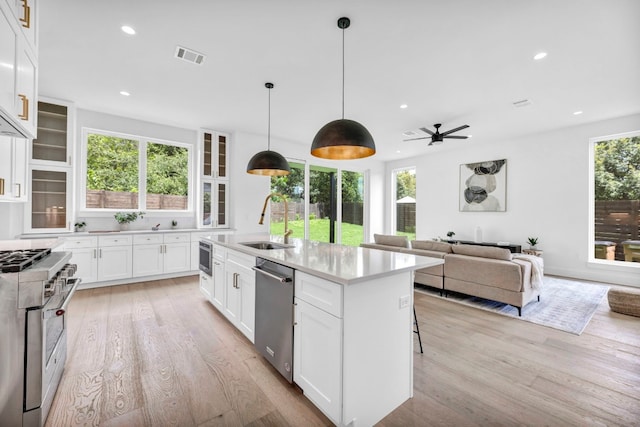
[404,123,470,146]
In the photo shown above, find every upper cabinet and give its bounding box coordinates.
[0,0,37,139]
[32,99,73,165]
[201,129,229,180]
[0,135,28,202]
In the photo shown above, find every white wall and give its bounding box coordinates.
[0,203,24,239]
[386,113,640,287]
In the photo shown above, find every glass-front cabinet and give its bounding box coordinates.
[29,166,70,231]
[26,98,74,232]
[199,129,230,229]
[202,130,229,180]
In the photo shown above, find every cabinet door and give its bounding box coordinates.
[163,242,190,274]
[29,167,70,231]
[12,137,27,201]
[0,8,17,118]
[9,0,36,51]
[132,244,163,277]
[69,247,98,284]
[15,41,36,138]
[211,257,225,311]
[224,266,240,324]
[215,132,228,180]
[237,266,255,343]
[294,298,342,424]
[212,181,228,228]
[98,245,132,282]
[0,136,14,200]
[33,101,70,164]
[199,272,212,301]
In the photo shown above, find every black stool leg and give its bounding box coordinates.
[413,305,423,354]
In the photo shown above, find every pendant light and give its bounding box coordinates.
[247,82,291,176]
[311,17,376,160]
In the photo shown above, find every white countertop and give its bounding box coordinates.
[0,238,65,251]
[203,233,443,285]
[20,228,234,239]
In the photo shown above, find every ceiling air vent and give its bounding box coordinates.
[513,99,532,108]
[175,46,205,65]
[403,130,418,137]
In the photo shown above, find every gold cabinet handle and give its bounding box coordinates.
[20,0,31,28]
[0,178,5,195]
[18,94,29,120]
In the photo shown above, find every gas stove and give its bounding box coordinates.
[0,248,52,273]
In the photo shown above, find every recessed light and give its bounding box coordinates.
[121,25,136,35]
[400,104,408,109]
[533,52,547,60]
[120,91,130,96]
[573,111,583,115]
[396,150,401,153]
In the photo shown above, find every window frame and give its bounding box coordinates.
[79,127,194,216]
[588,129,640,268]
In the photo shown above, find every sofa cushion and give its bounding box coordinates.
[373,234,409,248]
[451,244,513,261]
[411,240,453,253]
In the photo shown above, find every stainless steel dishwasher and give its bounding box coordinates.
[252,257,295,382]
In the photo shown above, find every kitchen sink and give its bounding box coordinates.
[239,241,294,250]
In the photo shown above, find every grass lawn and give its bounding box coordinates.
[271,219,416,246]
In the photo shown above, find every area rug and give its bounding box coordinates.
[415,276,609,335]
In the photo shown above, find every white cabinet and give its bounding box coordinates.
[211,245,225,311]
[0,0,37,139]
[132,232,190,277]
[199,129,230,229]
[294,273,343,423]
[199,271,213,300]
[0,136,28,202]
[64,235,98,284]
[97,235,132,282]
[221,248,255,342]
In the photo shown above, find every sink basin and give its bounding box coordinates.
[239,241,293,250]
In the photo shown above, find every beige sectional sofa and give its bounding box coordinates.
[361,234,543,315]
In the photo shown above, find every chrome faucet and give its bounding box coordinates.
[259,192,293,244]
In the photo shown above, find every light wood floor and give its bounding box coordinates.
[47,276,640,426]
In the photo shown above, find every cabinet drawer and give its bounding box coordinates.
[226,248,255,271]
[295,271,343,318]
[98,234,132,247]
[64,236,97,249]
[164,232,190,243]
[133,233,163,245]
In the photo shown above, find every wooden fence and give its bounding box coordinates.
[397,203,416,233]
[87,190,187,210]
[594,199,640,261]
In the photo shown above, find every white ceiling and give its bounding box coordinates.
[38,0,640,161]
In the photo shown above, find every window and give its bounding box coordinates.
[392,167,416,240]
[591,132,640,264]
[83,130,191,211]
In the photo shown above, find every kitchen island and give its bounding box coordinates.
[201,233,443,427]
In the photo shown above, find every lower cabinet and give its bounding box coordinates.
[65,235,133,283]
[199,271,213,300]
[132,233,190,277]
[223,248,255,342]
[294,297,342,422]
[211,250,225,311]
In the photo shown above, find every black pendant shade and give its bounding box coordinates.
[311,17,376,160]
[247,82,291,176]
[311,119,376,160]
[246,149,291,176]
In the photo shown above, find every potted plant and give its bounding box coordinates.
[171,220,178,229]
[527,237,539,250]
[114,211,145,230]
[74,221,86,232]
[446,231,456,241]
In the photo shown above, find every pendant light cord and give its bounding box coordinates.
[341,24,345,120]
[267,85,271,151]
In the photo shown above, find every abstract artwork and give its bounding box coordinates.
[459,159,507,212]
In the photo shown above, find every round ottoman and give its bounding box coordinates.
[607,287,640,317]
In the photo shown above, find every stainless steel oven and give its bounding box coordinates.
[199,240,213,276]
[0,248,79,427]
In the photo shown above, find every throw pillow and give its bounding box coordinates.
[451,244,513,261]
[373,234,409,248]
[411,240,453,253]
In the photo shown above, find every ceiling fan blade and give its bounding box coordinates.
[440,124,469,136]
[419,127,435,136]
[443,135,468,139]
[403,136,430,142]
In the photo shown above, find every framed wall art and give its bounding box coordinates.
[459,159,507,212]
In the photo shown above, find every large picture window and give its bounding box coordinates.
[83,130,191,211]
[592,132,640,264]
